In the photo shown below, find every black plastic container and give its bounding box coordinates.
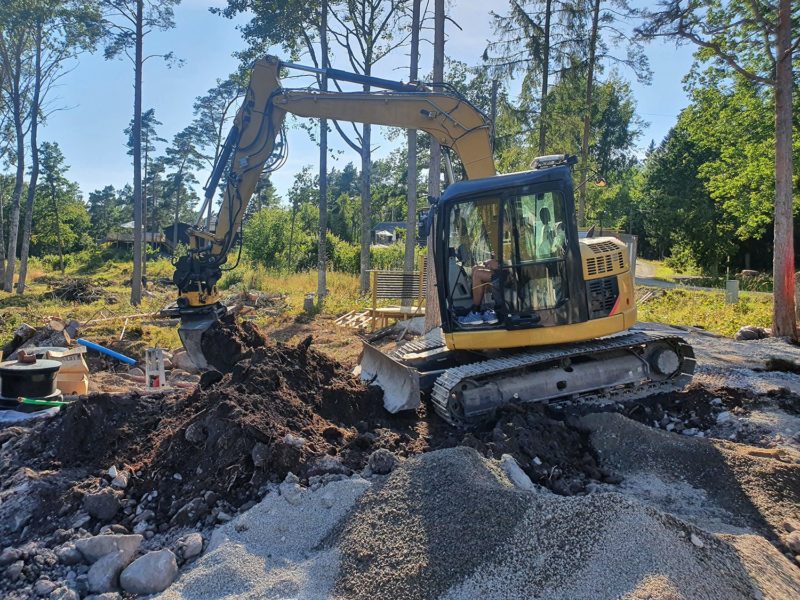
[0,359,61,398]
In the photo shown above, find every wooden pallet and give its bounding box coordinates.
[335,310,372,329]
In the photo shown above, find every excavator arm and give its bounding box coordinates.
[172,55,495,368]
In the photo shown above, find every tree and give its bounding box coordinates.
[102,0,181,304]
[164,126,206,250]
[485,0,584,155]
[215,0,333,303]
[88,185,123,240]
[126,108,165,275]
[403,0,422,274]
[329,0,411,293]
[425,0,444,331]
[638,0,799,338]
[38,142,69,274]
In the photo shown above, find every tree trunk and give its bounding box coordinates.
[16,33,42,295]
[425,0,445,332]
[317,0,329,307]
[772,0,795,339]
[404,0,421,277]
[142,142,148,277]
[4,66,25,292]
[172,171,183,251]
[578,0,600,228]
[52,184,64,276]
[359,122,372,293]
[130,0,144,305]
[0,182,6,277]
[537,0,552,155]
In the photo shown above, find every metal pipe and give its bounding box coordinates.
[280,60,420,92]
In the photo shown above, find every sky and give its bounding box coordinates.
[34,0,696,205]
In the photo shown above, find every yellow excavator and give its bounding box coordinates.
[168,55,694,425]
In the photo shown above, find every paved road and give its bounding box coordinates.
[634,261,771,296]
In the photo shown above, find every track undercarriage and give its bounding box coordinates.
[360,331,695,426]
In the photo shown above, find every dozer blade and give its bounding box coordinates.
[177,309,224,371]
[359,341,421,413]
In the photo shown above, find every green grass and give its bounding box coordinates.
[637,258,699,282]
[638,287,772,337]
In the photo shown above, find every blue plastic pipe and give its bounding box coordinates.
[77,338,137,366]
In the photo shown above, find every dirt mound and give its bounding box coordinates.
[200,315,267,372]
[455,404,611,494]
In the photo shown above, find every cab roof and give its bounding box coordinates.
[440,165,573,206]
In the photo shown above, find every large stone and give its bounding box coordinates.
[33,578,58,596]
[56,543,84,566]
[6,560,24,581]
[87,550,134,593]
[75,535,142,564]
[83,489,120,521]
[368,448,399,475]
[120,549,178,595]
[307,455,351,477]
[172,350,200,374]
[787,530,800,554]
[50,587,80,600]
[0,546,21,566]
[181,533,204,559]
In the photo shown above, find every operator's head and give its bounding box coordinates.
[539,206,551,224]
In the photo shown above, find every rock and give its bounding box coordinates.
[0,547,21,566]
[181,533,203,559]
[251,442,269,468]
[107,466,118,479]
[282,433,306,447]
[173,473,183,481]
[87,550,134,593]
[172,350,200,374]
[368,448,399,475]
[71,513,92,530]
[171,498,209,525]
[74,535,143,564]
[216,511,233,523]
[50,587,79,600]
[184,421,206,444]
[128,367,144,377]
[133,509,155,524]
[307,455,351,477]
[500,454,538,492]
[110,472,128,490]
[279,475,303,505]
[690,533,704,548]
[682,428,698,436]
[716,411,733,425]
[84,594,121,600]
[734,325,770,341]
[786,531,800,554]
[33,578,57,596]
[6,560,24,581]
[84,489,120,521]
[56,544,84,566]
[132,521,151,535]
[120,549,178,595]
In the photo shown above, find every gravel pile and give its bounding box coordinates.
[331,447,798,600]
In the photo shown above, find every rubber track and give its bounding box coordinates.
[430,332,695,426]
[388,333,447,359]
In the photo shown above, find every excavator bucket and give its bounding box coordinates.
[177,314,217,371]
[359,341,421,413]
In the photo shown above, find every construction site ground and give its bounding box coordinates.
[1,311,800,599]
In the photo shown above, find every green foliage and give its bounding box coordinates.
[638,288,772,338]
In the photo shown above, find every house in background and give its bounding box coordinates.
[372,221,407,245]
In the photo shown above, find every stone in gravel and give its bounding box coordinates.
[690,533,705,548]
[111,472,128,490]
[367,448,399,475]
[307,455,351,477]
[84,489,120,521]
[84,594,121,600]
[786,531,800,553]
[128,367,144,377]
[133,509,155,524]
[184,421,206,444]
[75,535,142,564]
[0,547,21,566]
[71,513,92,529]
[279,477,303,505]
[50,587,79,600]
[33,578,57,596]
[56,544,83,566]
[182,533,203,559]
[87,549,134,593]
[500,454,538,492]
[251,442,269,467]
[6,560,24,581]
[716,411,734,424]
[107,466,118,478]
[120,549,178,595]
[783,519,799,533]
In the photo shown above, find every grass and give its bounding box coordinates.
[637,287,772,337]
[637,258,699,282]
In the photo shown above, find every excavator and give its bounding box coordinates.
[168,55,695,426]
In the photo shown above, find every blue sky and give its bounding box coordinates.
[34,0,695,205]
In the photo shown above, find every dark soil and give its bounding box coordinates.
[1,318,615,543]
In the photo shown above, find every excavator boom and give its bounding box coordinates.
[171,56,494,368]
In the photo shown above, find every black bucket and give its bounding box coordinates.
[0,359,61,398]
